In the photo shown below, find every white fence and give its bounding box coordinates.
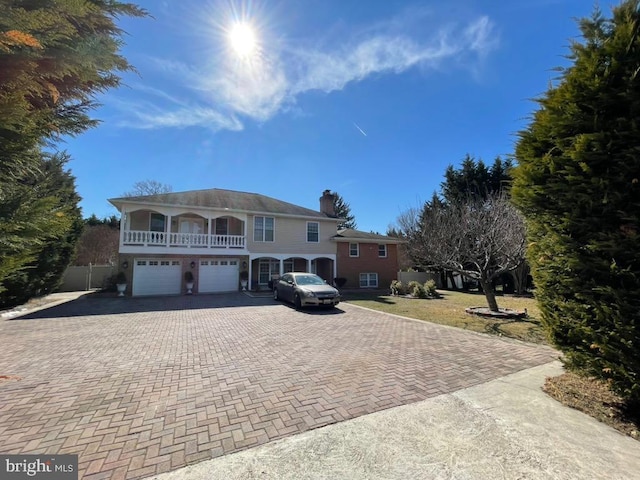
[58,265,115,292]
[397,271,463,289]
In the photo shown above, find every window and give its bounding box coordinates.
[283,259,294,273]
[214,218,228,235]
[378,244,387,258]
[307,222,319,242]
[254,216,274,242]
[349,243,359,257]
[360,273,378,288]
[149,213,166,232]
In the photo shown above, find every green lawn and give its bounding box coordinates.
[343,290,547,344]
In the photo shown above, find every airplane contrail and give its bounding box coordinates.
[353,122,367,137]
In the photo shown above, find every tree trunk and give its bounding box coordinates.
[479,277,499,312]
[447,271,458,290]
[510,261,530,295]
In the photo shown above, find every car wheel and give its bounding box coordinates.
[273,288,279,300]
[294,294,302,310]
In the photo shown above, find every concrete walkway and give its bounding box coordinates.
[148,361,640,480]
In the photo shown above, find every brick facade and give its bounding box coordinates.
[336,241,399,290]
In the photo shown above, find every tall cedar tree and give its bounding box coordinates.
[333,192,357,230]
[0,1,146,296]
[0,153,83,307]
[512,1,640,405]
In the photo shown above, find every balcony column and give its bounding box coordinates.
[208,215,213,248]
[119,209,127,248]
[307,258,311,272]
[166,215,172,246]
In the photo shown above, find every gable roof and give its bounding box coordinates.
[331,228,405,244]
[108,188,339,220]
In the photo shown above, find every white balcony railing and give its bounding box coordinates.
[169,232,209,248]
[123,230,167,245]
[123,230,245,249]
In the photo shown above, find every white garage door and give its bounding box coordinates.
[133,259,181,296]
[199,259,239,293]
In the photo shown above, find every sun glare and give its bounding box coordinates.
[228,22,257,57]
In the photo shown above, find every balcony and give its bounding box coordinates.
[122,230,246,249]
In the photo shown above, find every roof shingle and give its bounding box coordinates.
[109,188,337,219]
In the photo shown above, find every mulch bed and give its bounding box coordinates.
[465,306,527,319]
[543,372,639,440]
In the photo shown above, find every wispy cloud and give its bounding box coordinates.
[115,8,498,132]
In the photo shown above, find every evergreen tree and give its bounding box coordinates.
[0,1,146,296]
[512,1,640,405]
[0,153,82,307]
[0,0,146,164]
[333,192,357,230]
[441,154,512,204]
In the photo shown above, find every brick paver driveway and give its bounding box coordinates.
[0,294,557,479]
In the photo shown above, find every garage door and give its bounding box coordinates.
[199,259,239,293]
[133,259,181,296]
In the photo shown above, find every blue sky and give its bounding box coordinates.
[64,0,617,233]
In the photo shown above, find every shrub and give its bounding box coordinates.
[184,271,194,283]
[116,271,127,284]
[390,280,405,295]
[408,280,427,298]
[424,279,439,298]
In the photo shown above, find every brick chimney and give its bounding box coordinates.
[319,189,336,216]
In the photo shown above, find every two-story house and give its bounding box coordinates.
[108,189,342,296]
[332,229,404,290]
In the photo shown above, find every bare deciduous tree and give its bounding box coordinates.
[73,225,120,266]
[123,180,172,197]
[399,193,526,311]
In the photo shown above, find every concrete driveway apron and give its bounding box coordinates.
[0,294,556,479]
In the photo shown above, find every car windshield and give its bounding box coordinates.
[295,275,325,286]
